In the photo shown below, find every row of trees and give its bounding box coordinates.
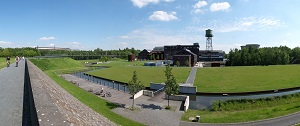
[226,46,300,66]
[0,47,140,60]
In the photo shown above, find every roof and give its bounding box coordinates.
[175,49,197,56]
[152,47,164,52]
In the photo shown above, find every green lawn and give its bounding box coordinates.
[195,65,300,93]
[182,93,300,123]
[30,58,144,126]
[86,60,191,86]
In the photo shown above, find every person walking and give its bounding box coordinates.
[15,56,20,67]
[6,56,10,67]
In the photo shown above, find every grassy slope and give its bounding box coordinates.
[195,65,300,93]
[30,58,143,126]
[182,93,300,123]
[86,60,191,86]
[0,58,7,68]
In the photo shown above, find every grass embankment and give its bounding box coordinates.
[30,58,143,126]
[86,60,191,86]
[182,92,300,123]
[0,58,7,68]
[195,65,300,93]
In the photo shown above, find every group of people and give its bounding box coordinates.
[6,56,24,67]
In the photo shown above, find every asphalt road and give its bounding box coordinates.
[0,61,25,126]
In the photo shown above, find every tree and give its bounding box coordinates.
[128,71,144,109]
[164,62,179,109]
[185,59,189,67]
[176,61,180,67]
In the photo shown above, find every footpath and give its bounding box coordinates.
[0,61,24,126]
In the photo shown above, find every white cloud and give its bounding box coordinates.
[49,43,55,46]
[194,9,204,14]
[39,37,55,41]
[193,1,207,8]
[117,42,128,48]
[149,11,178,21]
[131,0,174,8]
[0,41,13,46]
[186,16,284,33]
[210,2,230,12]
[123,28,200,49]
[131,0,159,8]
[192,1,208,14]
[120,36,129,39]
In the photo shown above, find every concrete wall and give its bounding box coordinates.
[143,90,154,97]
[150,83,165,90]
[179,86,197,94]
[166,95,189,112]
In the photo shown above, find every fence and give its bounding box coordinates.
[73,72,129,93]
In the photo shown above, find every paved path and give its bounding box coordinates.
[0,61,25,126]
[182,67,198,86]
[179,111,300,126]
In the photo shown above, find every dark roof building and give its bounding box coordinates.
[150,47,164,60]
[164,43,200,61]
[173,49,197,67]
[138,49,150,60]
[199,50,224,61]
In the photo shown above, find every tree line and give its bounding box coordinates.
[226,46,300,66]
[0,47,140,60]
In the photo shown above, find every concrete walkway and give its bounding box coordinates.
[182,67,198,86]
[0,61,25,126]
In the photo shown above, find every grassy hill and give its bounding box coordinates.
[86,60,191,86]
[195,65,300,93]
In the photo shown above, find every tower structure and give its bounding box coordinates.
[205,29,213,51]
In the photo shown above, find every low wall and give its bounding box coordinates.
[133,90,144,99]
[166,95,189,112]
[179,86,197,94]
[150,83,165,90]
[143,90,154,97]
[150,83,196,94]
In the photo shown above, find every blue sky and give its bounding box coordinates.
[0,0,299,53]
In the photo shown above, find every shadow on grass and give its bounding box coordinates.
[106,102,126,109]
[136,104,162,110]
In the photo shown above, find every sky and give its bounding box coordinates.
[0,0,299,53]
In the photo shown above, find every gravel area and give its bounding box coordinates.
[28,60,116,126]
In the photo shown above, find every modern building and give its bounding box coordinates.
[173,49,197,67]
[164,43,200,61]
[241,44,260,49]
[35,46,71,51]
[199,50,225,61]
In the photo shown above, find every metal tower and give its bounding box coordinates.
[205,29,213,51]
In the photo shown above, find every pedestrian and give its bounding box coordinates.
[22,56,25,61]
[15,56,20,67]
[6,56,10,67]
